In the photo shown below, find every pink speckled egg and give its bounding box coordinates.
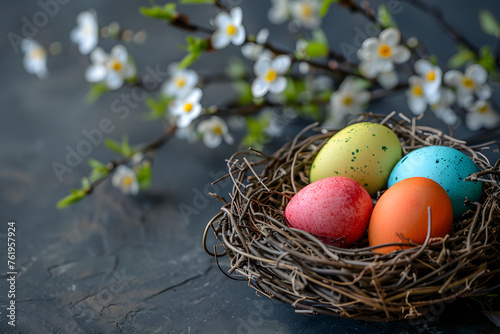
[284,177,373,247]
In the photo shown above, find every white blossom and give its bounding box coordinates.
[444,64,491,107]
[165,106,198,141]
[112,165,139,195]
[290,0,321,29]
[414,59,442,104]
[326,77,370,128]
[70,10,99,55]
[357,28,410,86]
[21,39,48,79]
[85,45,136,90]
[430,88,457,125]
[465,100,499,131]
[211,7,246,50]
[295,39,307,58]
[161,64,199,98]
[175,124,198,143]
[268,0,290,25]
[406,76,427,115]
[377,70,399,89]
[241,28,272,61]
[131,152,144,166]
[295,39,311,74]
[170,88,203,128]
[197,116,234,148]
[251,55,291,97]
[164,103,198,142]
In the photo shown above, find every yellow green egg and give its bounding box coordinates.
[310,122,402,196]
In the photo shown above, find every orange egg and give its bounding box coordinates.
[368,177,453,254]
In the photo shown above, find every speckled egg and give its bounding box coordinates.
[388,146,483,218]
[284,177,373,247]
[310,122,402,196]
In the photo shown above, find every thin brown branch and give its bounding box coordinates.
[402,0,479,53]
[168,6,362,78]
[370,83,410,101]
[339,0,382,27]
[170,14,214,35]
[214,0,230,13]
[84,126,177,195]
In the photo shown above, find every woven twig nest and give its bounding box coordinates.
[203,113,500,321]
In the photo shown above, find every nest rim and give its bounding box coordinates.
[203,112,500,322]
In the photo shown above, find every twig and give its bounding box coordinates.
[170,14,214,35]
[339,0,383,27]
[402,0,479,53]
[84,126,177,195]
[370,83,410,101]
[168,5,362,78]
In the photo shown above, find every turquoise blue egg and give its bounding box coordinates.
[387,146,482,219]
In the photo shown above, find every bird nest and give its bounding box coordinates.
[202,112,500,321]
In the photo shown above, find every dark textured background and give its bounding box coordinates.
[1,1,500,333]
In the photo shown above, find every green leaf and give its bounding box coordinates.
[178,36,208,69]
[178,52,200,69]
[89,169,108,183]
[241,114,272,150]
[478,45,496,73]
[135,163,152,189]
[187,35,209,53]
[144,96,172,120]
[317,88,334,102]
[57,189,86,209]
[105,138,123,155]
[227,57,247,80]
[349,78,373,91]
[282,78,298,103]
[378,4,397,28]
[81,177,90,189]
[234,81,253,105]
[298,104,322,121]
[88,159,105,169]
[479,9,500,37]
[140,3,177,21]
[104,137,136,157]
[86,83,109,104]
[305,42,328,58]
[180,0,215,3]
[320,0,340,17]
[428,54,438,66]
[88,159,109,183]
[121,135,133,157]
[312,29,328,46]
[282,78,308,104]
[448,48,476,68]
